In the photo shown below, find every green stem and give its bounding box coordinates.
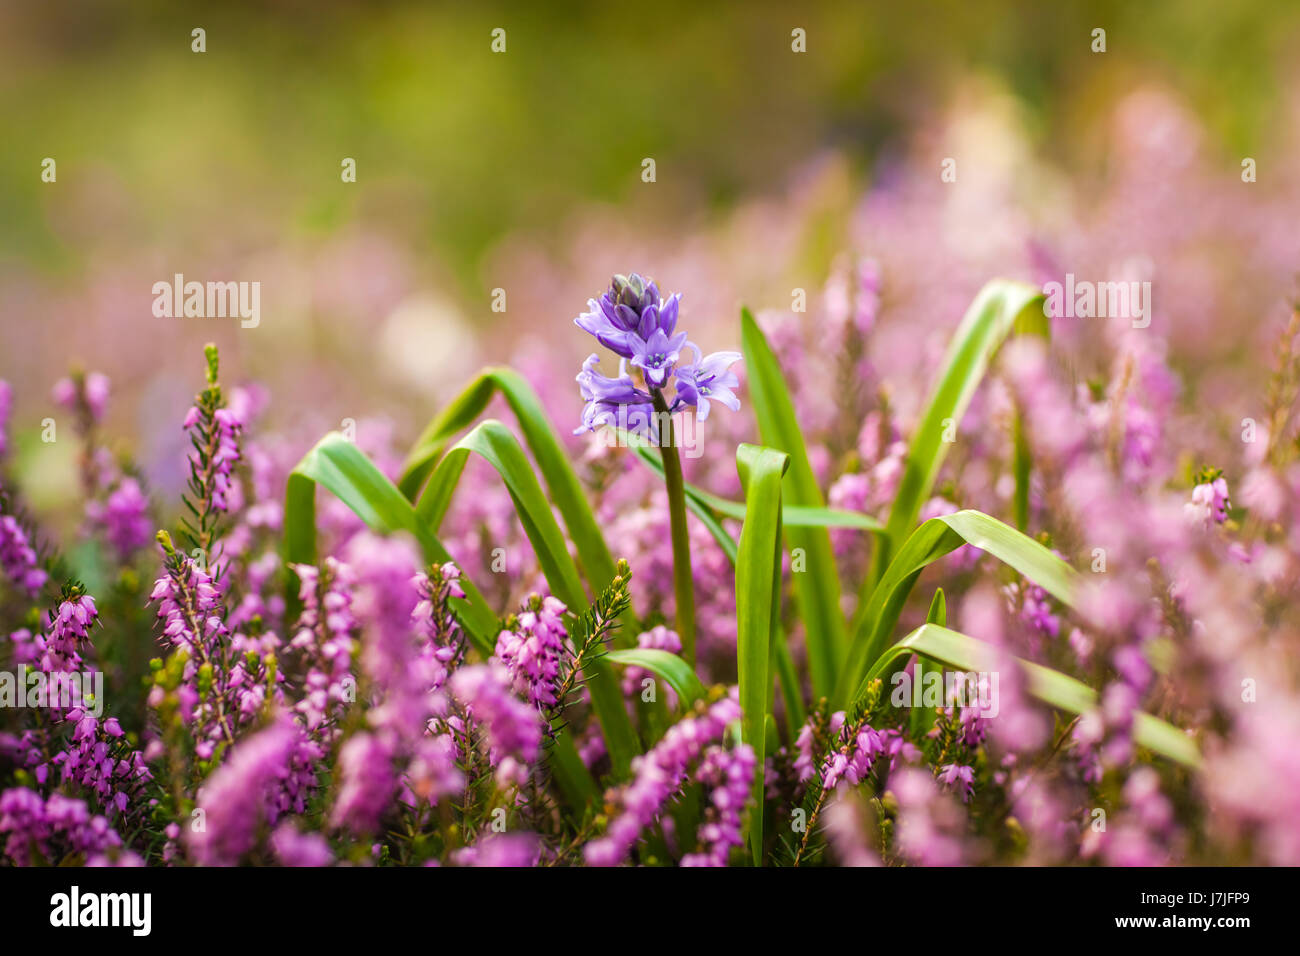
[652,390,696,665]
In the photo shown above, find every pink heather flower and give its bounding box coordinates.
[681,743,755,866]
[331,731,397,836]
[495,593,568,709]
[1185,474,1230,526]
[452,831,541,867]
[190,716,320,865]
[271,822,334,867]
[449,662,544,769]
[86,477,152,561]
[937,763,976,802]
[0,788,125,866]
[890,768,969,866]
[585,692,743,866]
[0,380,11,457]
[0,513,47,597]
[411,561,467,693]
[53,372,109,424]
[1005,580,1059,641]
[288,558,357,732]
[823,793,883,867]
[344,532,428,740]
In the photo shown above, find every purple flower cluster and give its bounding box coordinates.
[85,477,152,561]
[798,710,919,792]
[448,662,543,787]
[188,716,321,866]
[288,558,358,731]
[574,274,741,439]
[0,787,131,866]
[494,593,568,709]
[585,692,743,866]
[1186,470,1231,526]
[52,372,110,425]
[0,380,11,458]
[0,512,46,597]
[5,592,151,817]
[149,540,237,745]
[331,731,397,835]
[185,402,243,515]
[681,743,755,866]
[411,561,467,693]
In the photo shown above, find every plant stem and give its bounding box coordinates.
[652,390,696,665]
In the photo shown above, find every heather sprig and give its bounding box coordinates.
[179,343,243,557]
[545,558,632,729]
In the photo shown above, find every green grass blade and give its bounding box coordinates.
[604,649,707,709]
[415,419,638,776]
[836,508,1079,707]
[735,442,789,864]
[398,367,621,610]
[873,280,1046,580]
[741,307,846,699]
[860,624,1199,767]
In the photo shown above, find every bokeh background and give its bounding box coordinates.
[3,0,1300,525]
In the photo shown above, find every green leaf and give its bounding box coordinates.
[735,442,789,864]
[926,588,947,625]
[836,509,1079,707]
[605,649,707,709]
[398,367,622,618]
[873,280,1046,580]
[415,419,638,777]
[860,624,1199,768]
[741,307,846,699]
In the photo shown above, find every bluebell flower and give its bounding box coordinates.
[672,345,742,422]
[573,274,741,438]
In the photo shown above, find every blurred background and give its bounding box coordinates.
[3,0,1300,523]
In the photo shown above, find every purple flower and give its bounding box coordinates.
[189,716,321,865]
[494,593,568,709]
[452,831,541,867]
[331,731,397,836]
[86,477,152,561]
[938,763,976,802]
[449,662,544,769]
[585,691,744,866]
[574,354,658,439]
[1186,470,1230,526]
[271,822,334,867]
[0,788,126,866]
[681,743,754,866]
[630,327,689,388]
[53,371,110,425]
[573,273,741,437]
[0,380,11,457]
[672,345,742,422]
[0,513,47,597]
